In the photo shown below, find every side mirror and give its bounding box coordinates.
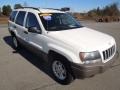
[28,27,41,34]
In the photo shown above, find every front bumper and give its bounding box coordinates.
[71,52,117,78]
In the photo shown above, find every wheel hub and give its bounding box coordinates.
[52,60,67,80]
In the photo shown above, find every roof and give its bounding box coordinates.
[14,7,65,13]
[40,8,64,13]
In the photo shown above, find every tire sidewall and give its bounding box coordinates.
[12,36,19,49]
[50,55,73,85]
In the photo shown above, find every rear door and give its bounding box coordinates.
[15,11,27,40]
[8,11,18,31]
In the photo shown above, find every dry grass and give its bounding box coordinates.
[0,17,8,24]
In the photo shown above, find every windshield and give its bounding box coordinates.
[39,13,83,31]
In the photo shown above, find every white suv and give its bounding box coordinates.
[8,7,117,85]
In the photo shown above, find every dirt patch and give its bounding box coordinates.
[0,17,8,24]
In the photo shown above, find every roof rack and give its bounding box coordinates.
[16,7,40,11]
[43,8,70,12]
[43,8,61,11]
[15,7,70,13]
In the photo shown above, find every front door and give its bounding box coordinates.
[25,12,44,52]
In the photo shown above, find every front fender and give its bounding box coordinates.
[47,43,81,64]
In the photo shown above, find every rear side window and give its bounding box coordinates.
[15,11,26,26]
[9,11,17,22]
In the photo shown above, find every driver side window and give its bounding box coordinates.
[26,12,41,30]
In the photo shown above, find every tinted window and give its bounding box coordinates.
[40,13,82,31]
[25,12,40,30]
[9,11,17,22]
[15,11,26,26]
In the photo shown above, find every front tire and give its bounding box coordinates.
[50,56,74,85]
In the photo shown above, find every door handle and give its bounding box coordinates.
[23,30,28,34]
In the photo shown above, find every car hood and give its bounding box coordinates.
[47,27,115,52]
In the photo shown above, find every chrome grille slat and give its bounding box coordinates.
[102,45,115,60]
[111,46,113,56]
[106,50,108,59]
[103,52,105,60]
[113,46,114,53]
[109,47,112,56]
[108,48,110,58]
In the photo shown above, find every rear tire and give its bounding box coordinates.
[50,55,74,85]
[12,36,20,50]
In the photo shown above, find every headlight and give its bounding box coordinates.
[79,51,101,62]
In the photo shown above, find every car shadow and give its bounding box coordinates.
[3,36,56,83]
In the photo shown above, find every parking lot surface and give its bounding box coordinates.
[0,22,120,90]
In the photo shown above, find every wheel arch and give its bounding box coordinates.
[48,50,71,64]
[9,28,18,37]
[10,31,16,36]
[48,50,75,79]
[49,50,68,60]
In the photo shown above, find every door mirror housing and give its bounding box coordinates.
[28,27,41,34]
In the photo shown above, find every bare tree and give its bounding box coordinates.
[2,5,12,16]
[14,4,22,9]
[87,2,120,17]
[0,7,2,16]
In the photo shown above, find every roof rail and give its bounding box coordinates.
[43,8,61,11]
[16,7,40,11]
[43,8,70,12]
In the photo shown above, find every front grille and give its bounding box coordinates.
[102,45,115,60]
